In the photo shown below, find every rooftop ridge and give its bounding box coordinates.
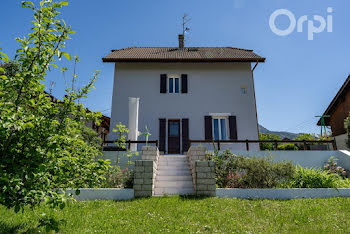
[111,46,254,52]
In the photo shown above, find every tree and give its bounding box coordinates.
[259,133,281,150]
[0,0,109,213]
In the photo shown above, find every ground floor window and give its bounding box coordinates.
[213,117,228,140]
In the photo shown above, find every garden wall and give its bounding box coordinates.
[216,188,350,199]
[66,188,134,201]
[211,150,350,169]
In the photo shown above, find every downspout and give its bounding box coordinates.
[251,61,260,140]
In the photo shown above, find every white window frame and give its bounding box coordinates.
[168,75,180,94]
[212,116,229,140]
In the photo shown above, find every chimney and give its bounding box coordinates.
[178,34,184,49]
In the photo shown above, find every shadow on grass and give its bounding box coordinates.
[179,195,210,200]
[0,221,40,234]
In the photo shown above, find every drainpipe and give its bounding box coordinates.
[251,61,260,142]
[128,97,139,151]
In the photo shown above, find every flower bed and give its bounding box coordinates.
[208,150,350,189]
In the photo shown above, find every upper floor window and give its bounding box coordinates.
[213,116,228,140]
[160,74,188,94]
[169,77,180,93]
[241,85,247,94]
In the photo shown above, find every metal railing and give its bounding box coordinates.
[189,139,337,151]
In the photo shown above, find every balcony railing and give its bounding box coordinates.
[189,139,337,151]
[102,140,158,151]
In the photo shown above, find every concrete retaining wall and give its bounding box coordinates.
[65,188,350,200]
[216,188,350,199]
[66,188,134,201]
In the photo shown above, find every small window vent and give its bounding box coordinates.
[187,47,199,52]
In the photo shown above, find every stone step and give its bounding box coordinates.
[155,180,193,188]
[156,170,191,176]
[156,175,192,181]
[158,161,189,166]
[157,165,191,170]
[154,187,195,196]
[159,155,188,160]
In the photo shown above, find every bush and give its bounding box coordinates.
[103,166,134,188]
[278,143,299,151]
[323,157,349,178]
[259,133,281,150]
[212,150,295,188]
[282,167,341,188]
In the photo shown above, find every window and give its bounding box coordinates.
[169,77,180,93]
[212,117,228,140]
[241,85,247,94]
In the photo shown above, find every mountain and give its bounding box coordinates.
[258,124,303,139]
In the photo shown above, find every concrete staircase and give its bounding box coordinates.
[154,155,194,196]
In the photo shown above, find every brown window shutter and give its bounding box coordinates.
[204,116,213,140]
[181,74,188,93]
[159,118,166,152]
[160,74,167,93]
[182,118,189,153]
[229,116,238,140]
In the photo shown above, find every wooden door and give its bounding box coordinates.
[168,120,180,154]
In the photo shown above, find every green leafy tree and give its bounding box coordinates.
[0,0,109,213]
[259,133,281,150]
[294,133,317,141]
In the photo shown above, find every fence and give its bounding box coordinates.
[102,140,158,151]
[189,139,337,151]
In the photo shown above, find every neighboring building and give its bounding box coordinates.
[46,91,110,141]
[86,114,110,142]
[103,35,265,153]
[318,75,350,150]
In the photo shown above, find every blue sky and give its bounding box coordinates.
[1,0,349,134]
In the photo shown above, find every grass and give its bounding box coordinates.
[1,196,350,233]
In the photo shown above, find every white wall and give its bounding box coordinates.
[109,62,259,152]
[335,134,349,150]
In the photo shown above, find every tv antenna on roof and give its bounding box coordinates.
[182,13,191,36]
[315,115,330,137]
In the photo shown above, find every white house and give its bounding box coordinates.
[103,35,265,154]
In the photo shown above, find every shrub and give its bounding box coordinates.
[259,133,281,150]
[278,143,299,151]
[324,157,349,178]
[282,167,341,188]
[103,166,134,188]
[213,150,295,188]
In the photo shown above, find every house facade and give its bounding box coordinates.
[103,36,265,153]
[318,75,350,150]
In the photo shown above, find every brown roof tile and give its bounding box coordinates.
[102,47,265,63]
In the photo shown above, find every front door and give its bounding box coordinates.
[168,120,180,154]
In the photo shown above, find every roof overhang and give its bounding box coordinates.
[317,75,350,126]
[102,57,266,63]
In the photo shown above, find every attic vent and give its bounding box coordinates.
[187,47,199,52]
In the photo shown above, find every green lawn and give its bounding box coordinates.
[1,196,350,233]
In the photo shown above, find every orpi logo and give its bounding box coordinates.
[269,8,333,40]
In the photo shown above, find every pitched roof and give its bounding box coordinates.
[317,75,350,126]
[102,47,265,63]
